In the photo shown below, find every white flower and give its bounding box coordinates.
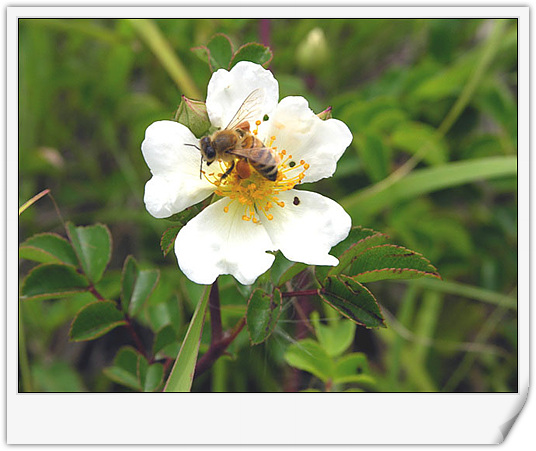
[142,61,353,285]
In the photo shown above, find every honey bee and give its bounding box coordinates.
[195,89,279,182]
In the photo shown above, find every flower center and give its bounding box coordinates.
[202,126,310,223]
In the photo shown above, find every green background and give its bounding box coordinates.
[19,18,518,393]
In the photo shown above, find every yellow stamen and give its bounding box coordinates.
[203,137,310,223]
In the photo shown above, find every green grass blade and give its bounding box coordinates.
[164,286,210,392]
[128,19,202,99]
[407,278,517,310]
[343,156,517,221]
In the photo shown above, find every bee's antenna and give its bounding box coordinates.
[185,143,200,150]
[199,155,203,179]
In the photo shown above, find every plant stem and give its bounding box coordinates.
[18,188,50,215]
[195,317,246,377]
[282,289,318,298]
[125,314,150,361]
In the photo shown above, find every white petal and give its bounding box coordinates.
[206,61,279,129]
[175,199,276,285]
[141,120,215,218]
[261,190,351,266]
[258,97,352,183]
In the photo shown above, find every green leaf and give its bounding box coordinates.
[391,121,448,165]
[334,352,370,380]
[20,263,89,301]
[246,287,282,345]
[164,286,211,392]
[311,311,356,358]
[69,300,126,342]
[230,43,273,68]
[165,205,200,225]
[152,324,179,356]
[19,233,78,266]
[349,244,440,283]
[326,226,390,280]
[66,223,112,283]
[284,339,333,382]
[144,362,164,392]
[160,226,181,257]
[137,355,162,392]
[103,346,142,391]
[270,252,308,286]
[121,255,160,317]
[192,34,234,71]
[319,275,385,328]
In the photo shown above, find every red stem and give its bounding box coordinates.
[281,289,319,298]
[195,318,245,377]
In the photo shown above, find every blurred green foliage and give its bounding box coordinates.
[19,18,517,393]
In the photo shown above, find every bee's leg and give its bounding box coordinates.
[221,160,235,180]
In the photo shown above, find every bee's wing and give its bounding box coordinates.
[228,146,277,162]
[225,89,265,130]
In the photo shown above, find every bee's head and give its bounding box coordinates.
[200,136,216,163]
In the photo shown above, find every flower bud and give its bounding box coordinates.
[174,96,211,137]
[316,106,332,121]
[296,27,329,72]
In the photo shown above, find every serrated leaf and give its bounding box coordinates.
[19,233,79,266]
[121,255,160,316]
[284,339,333,382]
[66,222,112,283]
[20,263,89,301]
[103,346,142,391]
[391,121,448,165]
[165,205,200,225]
[160,226,181,257]
[348,244,441,283]
[270,252,308,286]
[230,43,273,68]
[152,324,178,356]
[310,311,356,358]
[69,300,126,342]
[318,226,389,282]
[319,275,385,328]
[246,287,282,345]
[192,34,233,71]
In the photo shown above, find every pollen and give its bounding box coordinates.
[203,139,310,223]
